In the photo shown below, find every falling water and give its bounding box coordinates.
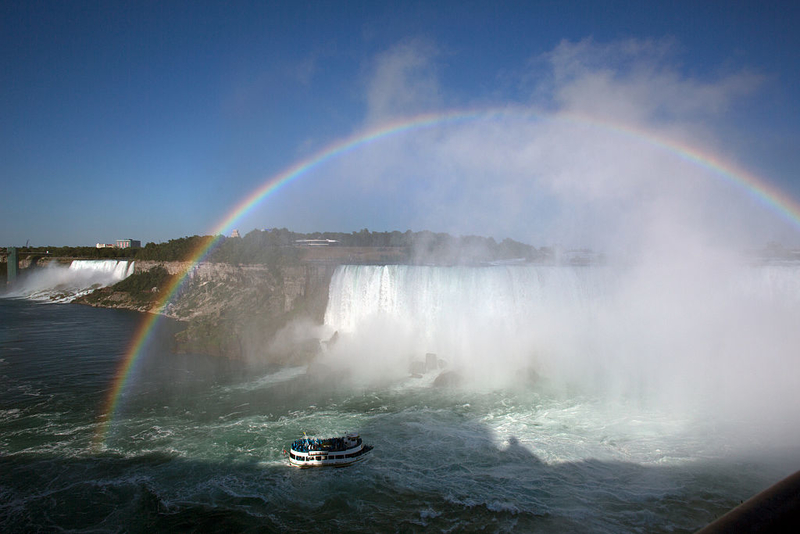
[3,260,134,302]
[322,263,800,417]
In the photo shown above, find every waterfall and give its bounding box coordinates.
[3,260,135,302]
[68,259,136,281]
[324,264,612,339]
[322,263,800,397]
[322,264,615,385]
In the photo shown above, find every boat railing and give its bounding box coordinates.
[291,436,353,453]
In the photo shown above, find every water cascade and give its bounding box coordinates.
[323,263,800,410]
[68,259,135,280]
[3,259,135,302]
[323,264,616,386]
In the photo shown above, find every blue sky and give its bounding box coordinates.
[2,1,799,248]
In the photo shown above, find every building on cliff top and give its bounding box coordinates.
[116,239,141,249]
[294,239,340,246]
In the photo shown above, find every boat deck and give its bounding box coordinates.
[287,434,372,468]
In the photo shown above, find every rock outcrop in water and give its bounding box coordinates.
[433,370,463,388]
[409,353,447,378]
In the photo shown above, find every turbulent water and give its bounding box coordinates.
[2,263,799,532]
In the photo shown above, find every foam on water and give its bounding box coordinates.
[2,269,799,532]
[2,359,792,532]
[322,263,800,425]
[225,366,309,392]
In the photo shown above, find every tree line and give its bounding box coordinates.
[4,228,543,265]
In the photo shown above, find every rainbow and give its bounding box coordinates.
[93,108,800,449]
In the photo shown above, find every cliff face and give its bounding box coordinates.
[171,262,335,363]
[80,261,336,363]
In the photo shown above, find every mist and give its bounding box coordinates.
[318,261,799,404]
[279,38,800,449]
[3,260,134,302]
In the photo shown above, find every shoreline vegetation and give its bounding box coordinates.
[1,228,548,265]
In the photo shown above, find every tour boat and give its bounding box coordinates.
[285,432,373,468]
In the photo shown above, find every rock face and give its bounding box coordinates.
[174,263,335,363]
[433,370,463,388]
[409,361,426,376]
[80,261,336,363]
[425,353,438,372]
[409,353,447,378]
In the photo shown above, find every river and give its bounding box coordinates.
[2,262,799,532]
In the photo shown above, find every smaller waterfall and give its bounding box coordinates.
[68,260,136,280]
[3,260,135,302]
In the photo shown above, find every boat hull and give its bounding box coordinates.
[287,443,373,468]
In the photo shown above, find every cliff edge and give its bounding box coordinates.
[77,261,336,363]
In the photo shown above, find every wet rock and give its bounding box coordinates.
[409,361,426,375]
[425,353,438,372]
[433,370,462,388]
[521,368,542,385]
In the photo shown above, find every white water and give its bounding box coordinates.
[324,264,612,385]
[315,263,800,526]
[3,271,797,531]
[322,263,800,439]
[3,260,134,302]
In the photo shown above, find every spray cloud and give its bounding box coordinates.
[293,38,800,443]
